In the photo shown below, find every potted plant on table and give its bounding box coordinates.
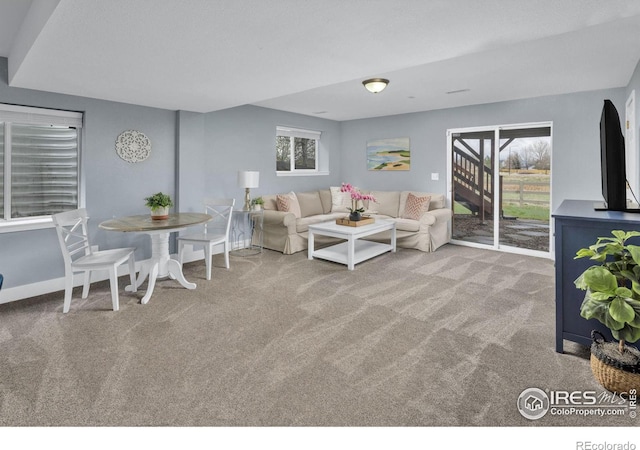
[340,183,376,221]
[574,230,640,392]
[251,196,264,211]
[144,192,173,220]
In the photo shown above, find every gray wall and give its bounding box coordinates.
[340,88,627,211]
[176,110,206,213]
[0,66,343,291]
[203,105,342,201]
[0,57,176,288]
[626,59,640,195]
[0,48,636,294]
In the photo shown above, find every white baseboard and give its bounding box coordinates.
[0,277,69,305]
[0,248,207,305]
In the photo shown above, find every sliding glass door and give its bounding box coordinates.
[451,130,496,247]
[448,123,552,257]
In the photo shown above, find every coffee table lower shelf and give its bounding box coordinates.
[311,240,393,269]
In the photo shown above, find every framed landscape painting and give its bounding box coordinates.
[367,137,411,170]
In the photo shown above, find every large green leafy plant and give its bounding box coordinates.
[574,230,640,352]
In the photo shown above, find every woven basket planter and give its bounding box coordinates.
[590,331,640,393]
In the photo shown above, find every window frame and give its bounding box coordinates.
[0,103,84,233]
[276,126,323,176]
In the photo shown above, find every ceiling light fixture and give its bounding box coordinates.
[362,78,389,94]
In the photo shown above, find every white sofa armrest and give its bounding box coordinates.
[263,210,297,234]
[419,208,452,230]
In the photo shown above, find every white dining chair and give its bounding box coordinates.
[52,208,136,313]
[177,198,235,280]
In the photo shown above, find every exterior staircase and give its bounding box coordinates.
[452,144,500,219]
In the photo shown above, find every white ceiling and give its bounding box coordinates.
[1,0,640,121]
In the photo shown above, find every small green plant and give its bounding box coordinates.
[574,230,640,352]
[144,192,173,211]
[251,196,264,206]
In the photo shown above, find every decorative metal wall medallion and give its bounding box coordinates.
[116,130,151,163]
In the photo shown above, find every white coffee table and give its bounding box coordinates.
[307,219,396,270]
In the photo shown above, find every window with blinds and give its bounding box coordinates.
[0,104,83,228]
[0,123,4,220]
[276,126,321,173]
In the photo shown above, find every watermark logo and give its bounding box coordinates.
[576,442,636,450]
[517,387,637,421]
[517,387,550,420]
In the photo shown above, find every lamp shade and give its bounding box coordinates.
[362,78,389,94]
[237,170,259,188]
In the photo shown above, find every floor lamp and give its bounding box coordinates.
[238,170,259,211]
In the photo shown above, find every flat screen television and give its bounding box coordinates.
[596,99,637,212]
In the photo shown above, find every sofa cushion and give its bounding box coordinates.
[319,189,332,214]
[428,193,445,210]
[276,191,301,218]
[263,194,278,211]
[394,217,421,232]
[402,193,431,220]
[370,191,400,217]
[296,191,324,218]
[330,186,352,212]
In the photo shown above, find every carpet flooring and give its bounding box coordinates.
[0,244,637,427]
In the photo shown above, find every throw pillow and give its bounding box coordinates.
[370,191,401,217]
[402,193,431,220]
[296,191,324,217]
[276,191,302,218]
[329,186,353,213]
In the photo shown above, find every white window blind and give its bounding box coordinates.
[1,104,83,225]
[0,123,4,220]
[0,104,83,127]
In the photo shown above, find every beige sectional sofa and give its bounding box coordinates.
[260,188,452,254]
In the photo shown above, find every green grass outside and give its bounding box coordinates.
[454,202,472,214]
[501,173,549,220]
[502,204,549,221]
[454,172,550,221]
[454,201,549,221]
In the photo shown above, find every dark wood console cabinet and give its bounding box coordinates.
[553,199,640,353]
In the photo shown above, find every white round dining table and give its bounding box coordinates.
[99,212,211,304]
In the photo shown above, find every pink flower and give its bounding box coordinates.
[340,183,354,194]
[340,182,377,213]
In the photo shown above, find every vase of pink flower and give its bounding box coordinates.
[340,183,376,221]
